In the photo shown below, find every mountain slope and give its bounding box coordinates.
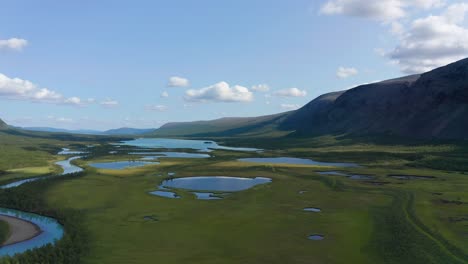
[153,112,292,137]
[0,118,8,130]
[281,58,468,139]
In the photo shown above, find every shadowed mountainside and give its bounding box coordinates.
[281,58,468,139]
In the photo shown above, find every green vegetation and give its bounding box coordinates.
[0,132,467,263]
[0,220,9,245]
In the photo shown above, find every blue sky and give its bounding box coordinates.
[1,0,467,130]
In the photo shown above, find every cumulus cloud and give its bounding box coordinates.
[185,82,253,103]
[100,99,119,107]
[160,91,169,98]
[320,0,445,21]
[336,67,358,78]
[251,84,270,92]
[387,3,468,73]
[0,73,84,105]
[0,38,28,51]
[273,88,307,97]
[145,104,168,112]
[168,76,190,87]
[280,104,301,110]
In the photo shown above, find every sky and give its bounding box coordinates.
[1,0,468,130]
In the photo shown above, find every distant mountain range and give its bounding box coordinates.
[154,58,468,140]
[20,126,156,136]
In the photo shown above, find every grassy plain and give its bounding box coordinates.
[0,132,467,263]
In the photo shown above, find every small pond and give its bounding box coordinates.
[303,208,321,212]
[149,190,180,199]
[192,192,222,200]
[89,161,158,170]
[238,157,359,168]
[308,234,325,241]
[119,138,261,152]
[0,208,64,257]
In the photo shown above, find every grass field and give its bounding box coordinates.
[1,134,468,263]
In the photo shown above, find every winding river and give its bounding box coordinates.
[0,154,83,257]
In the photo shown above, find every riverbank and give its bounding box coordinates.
[0,215,41,246]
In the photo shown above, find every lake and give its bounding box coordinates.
[119,138,261,152]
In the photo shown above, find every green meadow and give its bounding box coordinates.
[0,133,467,263]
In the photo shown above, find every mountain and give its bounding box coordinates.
[103,127,156,135]
[21,126,156,135]
[281,58,468,139]
[154,112,291,137]
[0,118,8,130]
[154,58,468,140]
[21,127,103,135]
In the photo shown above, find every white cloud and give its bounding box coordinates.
[168,76,190,87]
[100,99,119,107]
[64,97,82,105]
[0,73,84,105]
[280,104,301,110]
[273,88,307,97]
[387,3,468,73]
[185,81,253,103]
[251,84,270,92]
[320,0,445,21]
[0,38,28,51]
[160,91,169,98]
[46,115,74,123]
[336,66,358,78]
[145,104,168,112]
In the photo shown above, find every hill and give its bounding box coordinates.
[0,118,7,130]
[153,112,291,137]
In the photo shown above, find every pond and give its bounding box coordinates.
[149,190,180,199]
[159,176,271,192]
[308,234,325,241]
[303,208,321,212]
[0,208,64,257]
[119,138,261,152]
[150,176,271,200]
[89,161,158,170]
[238,157,359,168]
[192,192,222,200]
